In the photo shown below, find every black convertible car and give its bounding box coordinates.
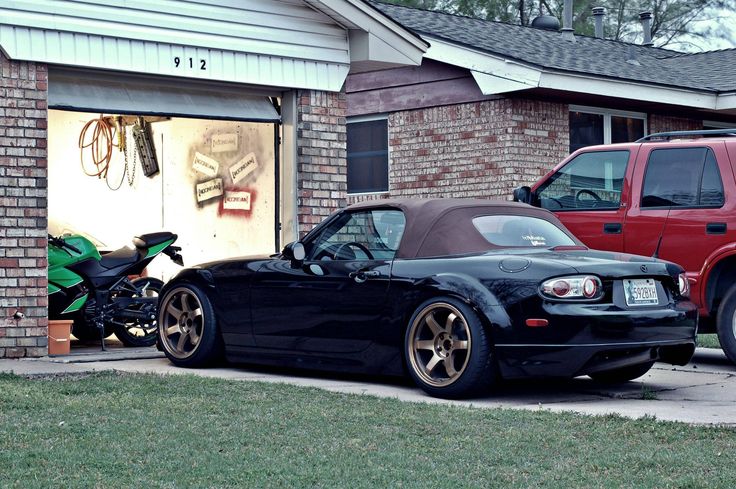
[158,199,696,398]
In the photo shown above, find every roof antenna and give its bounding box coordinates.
[652,206,672,259]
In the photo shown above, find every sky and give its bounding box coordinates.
[669,6,736,52]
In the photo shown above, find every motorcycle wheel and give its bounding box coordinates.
[112,277,164,347]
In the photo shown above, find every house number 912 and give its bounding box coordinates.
[174,57,207,70]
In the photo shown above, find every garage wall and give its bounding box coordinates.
[0,52,48,358]
[49,111,275,281]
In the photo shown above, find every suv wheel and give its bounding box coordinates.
[716,284,736,365]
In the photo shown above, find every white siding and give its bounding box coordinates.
[0,0,351,90]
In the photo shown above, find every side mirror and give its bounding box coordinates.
[513,186,532,204]
[282,241,306,262]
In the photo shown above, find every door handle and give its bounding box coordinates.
[706,222,727,234]
[603,223,622,234]
[349,270,380,284]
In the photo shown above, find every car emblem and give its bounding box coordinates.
[640,265,648,273]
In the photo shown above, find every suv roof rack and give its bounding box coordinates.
[637,128,736,142]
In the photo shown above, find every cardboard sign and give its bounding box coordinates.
[223,190,251,211]
[196,178,223,203]
[211,133,238,153]
[229,152,258,185]
[192,152,219,177]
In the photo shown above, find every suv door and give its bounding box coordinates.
[532,149,634,251]
[623,143,736,306]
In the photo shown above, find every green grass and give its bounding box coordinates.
[1,372,734,488]
[698,334,722,349]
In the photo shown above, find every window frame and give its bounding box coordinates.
[569,105,648,152]
[535,149,631,212]
[346,114,390,196]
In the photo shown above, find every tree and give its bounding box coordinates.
[382,0,736,50]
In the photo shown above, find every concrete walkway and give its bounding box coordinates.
[1,348,734,426]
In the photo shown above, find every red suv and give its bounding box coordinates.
[514,129,736,364]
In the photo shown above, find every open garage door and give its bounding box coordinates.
[47,68,281,284]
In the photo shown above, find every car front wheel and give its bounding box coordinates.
[158,283,222,367]
[405,297,497,399]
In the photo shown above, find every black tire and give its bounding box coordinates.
[157,282,223,367]
[404,297,497,399]
[71,316,114,342]
[588,361,654,383]
[716,284,736,365]
[112,277,163,347]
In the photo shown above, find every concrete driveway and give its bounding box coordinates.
[2,348,734,426]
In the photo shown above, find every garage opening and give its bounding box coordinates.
[47,68,281,350]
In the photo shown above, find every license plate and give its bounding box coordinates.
[623,279,659,306]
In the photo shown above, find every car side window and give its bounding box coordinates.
[535,151,629,211]
[306,210,406,261]
[642,148,724,208]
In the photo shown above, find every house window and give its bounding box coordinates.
[569,106,646,153]
[347,118,388,194]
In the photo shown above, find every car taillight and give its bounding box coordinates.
[540,275,603,301]
[677,273,690,298]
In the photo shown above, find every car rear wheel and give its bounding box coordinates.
[588,361,654,383]
[158,283,222,367]
[405,297,497,399]
[716,284,736,365]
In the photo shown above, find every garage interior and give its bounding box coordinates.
[47,68,282,350]
[48,68,282,281]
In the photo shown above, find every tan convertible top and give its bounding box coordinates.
[345,198,582,259]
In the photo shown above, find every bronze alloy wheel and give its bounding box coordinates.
[159,287,205,359]
[407,302,472,387]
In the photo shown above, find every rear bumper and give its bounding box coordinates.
[495,300,698,379]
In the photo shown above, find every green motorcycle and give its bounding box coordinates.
[48,232,183,348]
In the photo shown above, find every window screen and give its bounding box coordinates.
[347,120,388,194]
[642,148,724,208]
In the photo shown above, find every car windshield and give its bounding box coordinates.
[472,215,576,248]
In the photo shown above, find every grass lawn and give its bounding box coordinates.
[698,334,722,349]
[1,372,734,488]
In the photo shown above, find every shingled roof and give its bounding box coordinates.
[370,1,736,93]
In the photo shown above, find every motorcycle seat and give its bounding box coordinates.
[133,232,177,250]
[99,247,141,270]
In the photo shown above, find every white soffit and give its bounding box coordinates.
[0,0,354,91]
[309,0,427,70]
[49,68,280,122]
[716,93,736,111]
[425,35,722,111]
[471,71,537,95]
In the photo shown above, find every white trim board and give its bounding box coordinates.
[424,35,728,112]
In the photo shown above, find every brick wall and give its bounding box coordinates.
[0,52,48,358]
[649,114,702,134]
[347,98,568,202]
[295,90,347,237]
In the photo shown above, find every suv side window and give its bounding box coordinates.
[536,150,629,210]
[642,148,724,208]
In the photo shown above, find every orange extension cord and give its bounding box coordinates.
[78,115,128,190]
[78,114,114,178]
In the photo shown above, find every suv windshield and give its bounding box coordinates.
[472,215,576,248]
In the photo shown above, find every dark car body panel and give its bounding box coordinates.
[160,199,697,383]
